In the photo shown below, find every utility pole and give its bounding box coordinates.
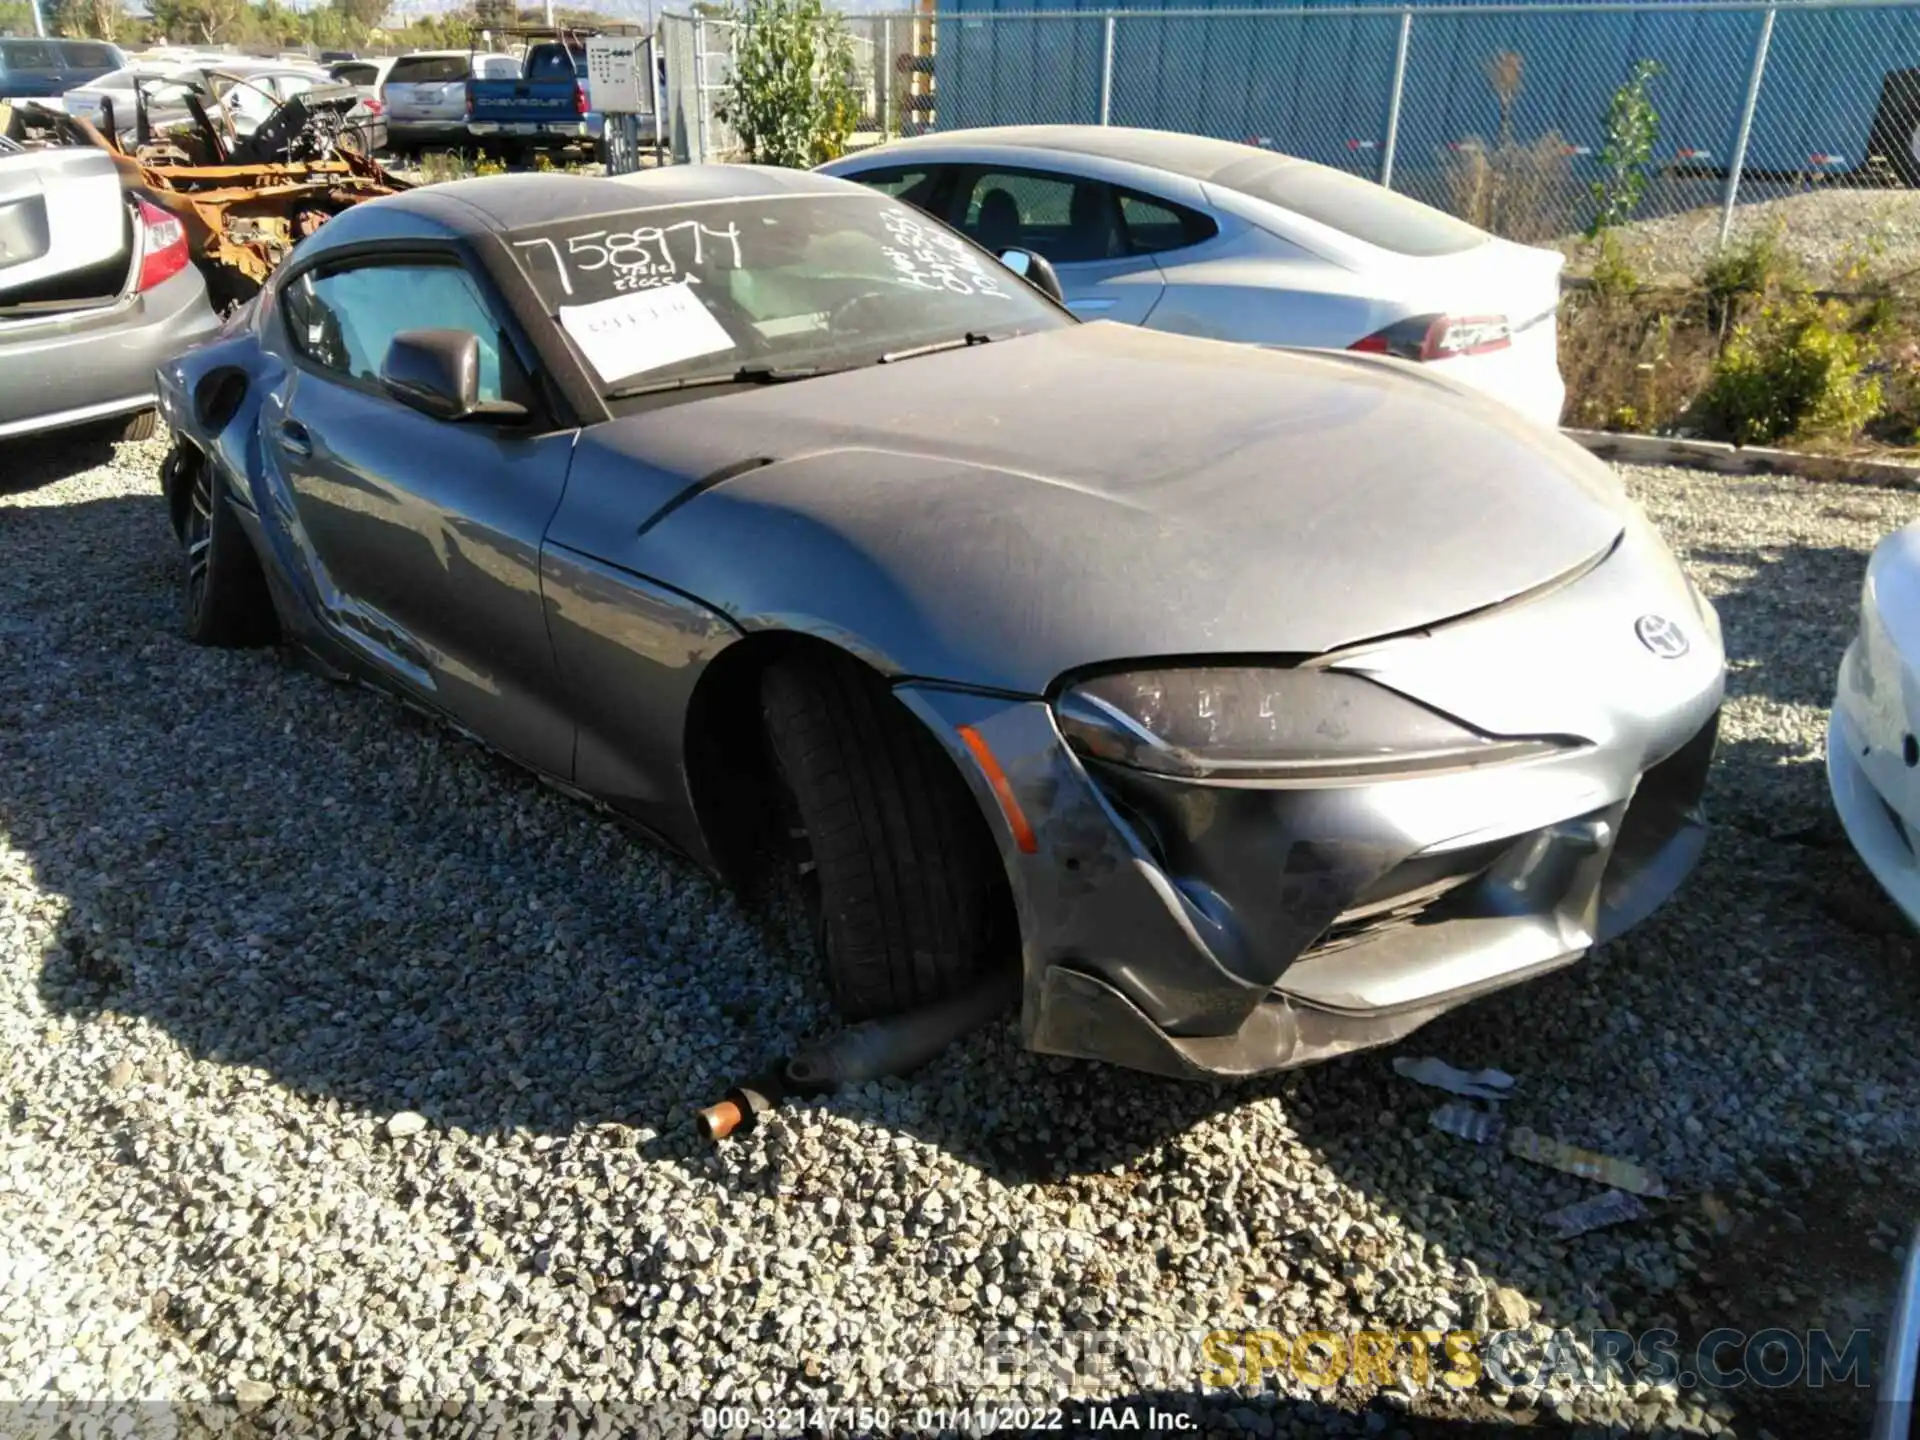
[29,0,47,36]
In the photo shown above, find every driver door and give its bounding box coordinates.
[262,253,578,778]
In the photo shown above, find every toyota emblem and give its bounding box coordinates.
[1635,614,1690,659]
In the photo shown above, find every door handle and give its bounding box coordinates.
[277,420,313,458]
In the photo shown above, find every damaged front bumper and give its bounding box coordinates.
[899,509,1726,1080]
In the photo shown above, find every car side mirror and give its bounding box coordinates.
[998,247,1065,306]
[380,328,526,423]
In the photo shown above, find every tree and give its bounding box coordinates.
[147,0,249,44]
[1588,60,1664,237]
[473,0,514,36]
[331,0,386,32]
[718,0,858,168]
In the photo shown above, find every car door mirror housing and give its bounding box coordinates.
[998,248,1065,307]
[379,328,528,423]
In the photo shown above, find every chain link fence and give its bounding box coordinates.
[811,0,1920,267]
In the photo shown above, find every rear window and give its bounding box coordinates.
[330,61,378,85]
[387,54,468,84]
[524,45,583,81]
[1214,155,1487,257]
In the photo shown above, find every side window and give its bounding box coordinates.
[955,168,1118,265]
[283,262,514,407]
[272,73,315,100]
[1117,189,1219,256]
[845,165,940,214]
[219,76,280,128]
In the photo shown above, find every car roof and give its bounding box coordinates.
[864,124,1295,177]
[390,164,866,233]
[394,49,478,59]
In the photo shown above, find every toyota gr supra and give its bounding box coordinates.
[154,165,1726,1079]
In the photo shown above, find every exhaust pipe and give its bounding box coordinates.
[697,967,1020,1141]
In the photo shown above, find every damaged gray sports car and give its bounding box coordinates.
[155,164,1726,1080]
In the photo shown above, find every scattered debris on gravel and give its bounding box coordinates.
[1,437,1917,1437]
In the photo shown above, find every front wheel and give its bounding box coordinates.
[181,453,277,648]
[761,650,1013,1021]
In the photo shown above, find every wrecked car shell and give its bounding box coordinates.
[11,92,408,307]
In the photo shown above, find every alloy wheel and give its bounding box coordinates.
[184,459,214,624]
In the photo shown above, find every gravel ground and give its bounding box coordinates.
[2,434,1918,1438]
[1564,184,1920,285]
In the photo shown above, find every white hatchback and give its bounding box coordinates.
[1829,520,1920,929]
[820,124,1567,429]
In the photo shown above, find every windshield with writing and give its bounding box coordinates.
[505,191,1068,397]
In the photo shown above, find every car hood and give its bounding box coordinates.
[576,322,1626,692]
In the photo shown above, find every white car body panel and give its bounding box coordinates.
[820,128,1567,428]
[0,145,124,297]
[1829,520,1920,927]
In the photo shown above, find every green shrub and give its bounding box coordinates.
[719,0,859,167]
[1703,298,1883,445]
[1587,227,1641,302]
[1700,223,1799,335]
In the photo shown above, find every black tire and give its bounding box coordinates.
[1869,68,1920,186]
[181,455,276,648]
[120,408,157,443]
[762,650,1011,1021]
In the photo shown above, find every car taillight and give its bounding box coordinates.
[575,82,588,114]
[464,89,473,117]
[363,96,383,114]
[135,198,189,293]
[1349,313,1512,362]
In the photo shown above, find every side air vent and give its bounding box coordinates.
[194,368,249,434]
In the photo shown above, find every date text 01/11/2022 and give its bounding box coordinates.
[697,1404,1197,1432]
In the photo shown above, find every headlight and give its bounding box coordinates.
[1054,667,1560,781]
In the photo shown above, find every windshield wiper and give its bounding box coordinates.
[878,331,1004,364]
[605,362,825,401]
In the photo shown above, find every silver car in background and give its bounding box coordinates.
[382,50,516,150]
[0,146,218,441]
[821,125,1568,429]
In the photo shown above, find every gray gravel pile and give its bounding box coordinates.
[1,437,1918,1437]
[1563,187,1920,285]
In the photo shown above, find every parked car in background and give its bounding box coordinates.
[70,62,381,156]
[1827,520,1920,930]
[325,58,394,152]
[0,145,219,441]
[327,57,394,92]
[465,38,601,160]
[60,63,172,133]
[154,166,1721,1079]
[318,50,358,63]
[0,37,127,104]
[383,50,514,150]
[820,125,1568,429]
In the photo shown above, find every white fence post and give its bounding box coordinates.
[1719,7,1775,247]
[881,15,894,136]
[693,15,711,164]
[1380,9,1412,188]
[1100,14,1116,125]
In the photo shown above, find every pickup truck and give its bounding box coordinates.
[464,41,607,160]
